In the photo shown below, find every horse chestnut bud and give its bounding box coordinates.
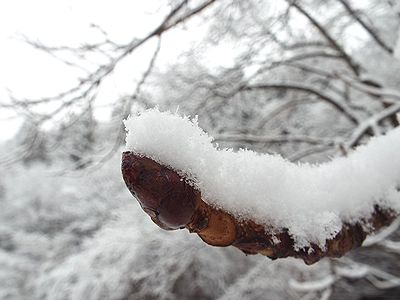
[121,152,199,229]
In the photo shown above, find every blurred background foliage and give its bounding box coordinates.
[0,0,400,299]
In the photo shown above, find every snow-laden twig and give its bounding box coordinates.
[337,73,400,103]
[345,102,400,149]
[338,0,394,55]
[124,109,400,253]
[288,144,336,162]
[335,264,369,279]
[289,276,335,292]
[290,256,400,296]
[286,0,360,75]
[363,218,400,246]
[213,133,336,146]
[378,240,400,254]
[366,267,400,289]
[334,258,400,289]
[243,82,359,124]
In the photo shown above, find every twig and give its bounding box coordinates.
[338,0,393,55]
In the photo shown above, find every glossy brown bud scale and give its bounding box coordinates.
[121,152,397,264]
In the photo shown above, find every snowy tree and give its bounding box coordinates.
[57,106,96,169]
[14,117,50,165]
[1,0,400,299]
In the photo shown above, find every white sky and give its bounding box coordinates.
[0,0,235,141]
[0,1,393,142]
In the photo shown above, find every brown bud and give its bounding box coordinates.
[188,201,237,247]
[122,152,398,264]
[121,151,199,229]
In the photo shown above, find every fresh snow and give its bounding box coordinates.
[124,109,400,249]
[395,27,400,61]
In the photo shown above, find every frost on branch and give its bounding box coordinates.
[122,109,400,264]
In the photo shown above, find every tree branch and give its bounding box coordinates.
[242,82,359,124]
[8,0,218,121]
[286,0,360,75]
[345,101,400,149]
[338,0,394,55]
[121,152,397,265]
[213,133,336,146]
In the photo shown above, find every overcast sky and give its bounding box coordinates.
[0,0,236,141]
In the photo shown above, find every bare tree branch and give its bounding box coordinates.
[345,102,400,149]
[338,0,394,55]
[286,0,360,75]
[337,73,400,103]
[6,0,218,121]
[288,144,336,162]
[214,133,336,146]
[242,82,360,124]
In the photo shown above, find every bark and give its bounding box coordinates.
[121,152,397,265]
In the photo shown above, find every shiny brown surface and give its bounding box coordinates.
[121,151,397,264]
[121,152,199,229]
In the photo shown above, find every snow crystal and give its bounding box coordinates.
[395,27,400,61]
[124,109,400,249]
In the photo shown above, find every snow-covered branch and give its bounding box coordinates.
[338,0,394,55]
[345,101,400,149]
[290,257,400,296]
[286,0,360,75]
[243,82,359,124]
[337,73,400,103]
[213,133,336,146]
[121,109,400,264]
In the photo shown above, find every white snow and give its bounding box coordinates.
[124,108,400,249]
[395,27,400,61]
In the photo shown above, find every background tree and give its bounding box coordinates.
[14,116,50,165]
[0,0,400,299]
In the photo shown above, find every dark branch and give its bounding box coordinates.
[287,0,360,75]
[242,83,359,125]
[338,0,393,55]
